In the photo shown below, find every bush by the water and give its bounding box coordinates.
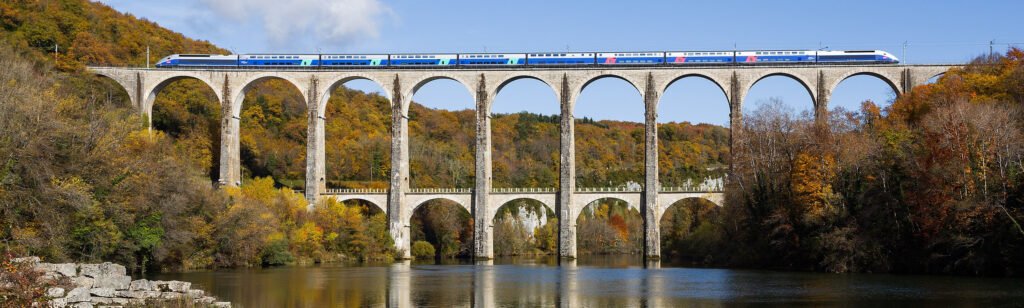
[411,241,436,259]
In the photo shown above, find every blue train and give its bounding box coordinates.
[156,50,898,68]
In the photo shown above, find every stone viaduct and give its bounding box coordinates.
[89,64,954,261]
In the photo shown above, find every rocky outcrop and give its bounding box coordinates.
[13,257,230,307]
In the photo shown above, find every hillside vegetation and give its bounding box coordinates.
[0,0,1021,277]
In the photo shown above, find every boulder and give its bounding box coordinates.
[71,276,95,289]
[79,262,126,278]
[187,289,205,298]
[89,287,116,297]
[37,263,77,277]
[70,302,94,308]
[213,301,232,308]
[129,279,154,291]
[47,287,66,298]
[161,292,183,299]
[121,290,161,299]
[12,256,40,264]
[89,296,113,304]
[65,287,92,303]
[153,280,191,292]
[93,274,130,290]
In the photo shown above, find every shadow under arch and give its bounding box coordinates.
[409,198,474,259]
[331,197,387,215]
[658,197,722,262]
[147,76,223,180]
[145,75,221,120]
[576,197,643,255]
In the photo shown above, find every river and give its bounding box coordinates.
[154,255,1024,307]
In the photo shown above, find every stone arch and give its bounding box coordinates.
[573,195,641,222]
[656,195,724,223]
[331,197,388,215]
[403,74,477,112]
[492,75,560,103]
[827,71,902,99]
[746,72,816,105]
[318,75,393,116]
[144,74,221,118]
[574,74,643,112]
[408,196,473,222]
[659,73,731,106]
[490,197,556,222]
[91,72,137,109]
[231,74,308,118]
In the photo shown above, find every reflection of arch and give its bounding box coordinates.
[318,75,392,115]
[231,74,308,117]
[145,75,221,116]
[490,197,555,222]
[828,71,901,98]
[331,197,388,214]
[660,73,730,107]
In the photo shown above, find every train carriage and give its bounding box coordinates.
[457,53,527,66]
[736,50,815,64]
[817,50,897,63]
[321,54,389,67]
[526,52,595,65]
[390,54,457,66]
[596,52,665,65]
[239,54,319,67]
[156,54,238,67]
[666,51,735,64]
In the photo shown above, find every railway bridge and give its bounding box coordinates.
[89,64,955,260]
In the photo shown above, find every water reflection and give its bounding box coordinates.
[155,256,1024,307]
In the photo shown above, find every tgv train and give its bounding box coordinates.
[155,50,899,68]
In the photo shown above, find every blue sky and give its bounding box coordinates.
[100,0,1022,125]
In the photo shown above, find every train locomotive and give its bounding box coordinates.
[156,50,899,68]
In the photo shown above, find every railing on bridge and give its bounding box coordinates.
[491,187,557,193]
[408,188,472,194]
[324,188,388,194]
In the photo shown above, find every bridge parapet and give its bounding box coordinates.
[575,187,642,193]
[491,187,557,193]
[408,188,472,194]
[324,188,388,194]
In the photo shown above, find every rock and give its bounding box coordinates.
[187,289,205,298]
[153,280,190,292]
[50,297,68,308]
[89,296,113,304]
[120,290,160,299]
[93,274,130,290]
[90,287,116,297]
[79,263,126,279]
[109,297,129,304]
[213,301,232,308]
[37,263,77,277]
[197,296,217,304]
[161,292,183,299]
[47,287,66,298]
[70,302,93,308]
[12,256,40,263]
[65,287,92,303]
[72,276,95,289]
[78,264,100,278]
[127,298,145,305]
[128,279,153,291]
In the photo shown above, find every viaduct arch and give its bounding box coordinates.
[89,64,957,261]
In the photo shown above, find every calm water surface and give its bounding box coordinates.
[154,255,1024,307]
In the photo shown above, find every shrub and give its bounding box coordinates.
[411,241,436,259]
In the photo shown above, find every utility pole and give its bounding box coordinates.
[990,40,995,57]
[146,45,150,68]
[902,41,908,64]
[54,43,58,62]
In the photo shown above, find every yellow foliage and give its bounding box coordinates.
[791,151,837,219]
